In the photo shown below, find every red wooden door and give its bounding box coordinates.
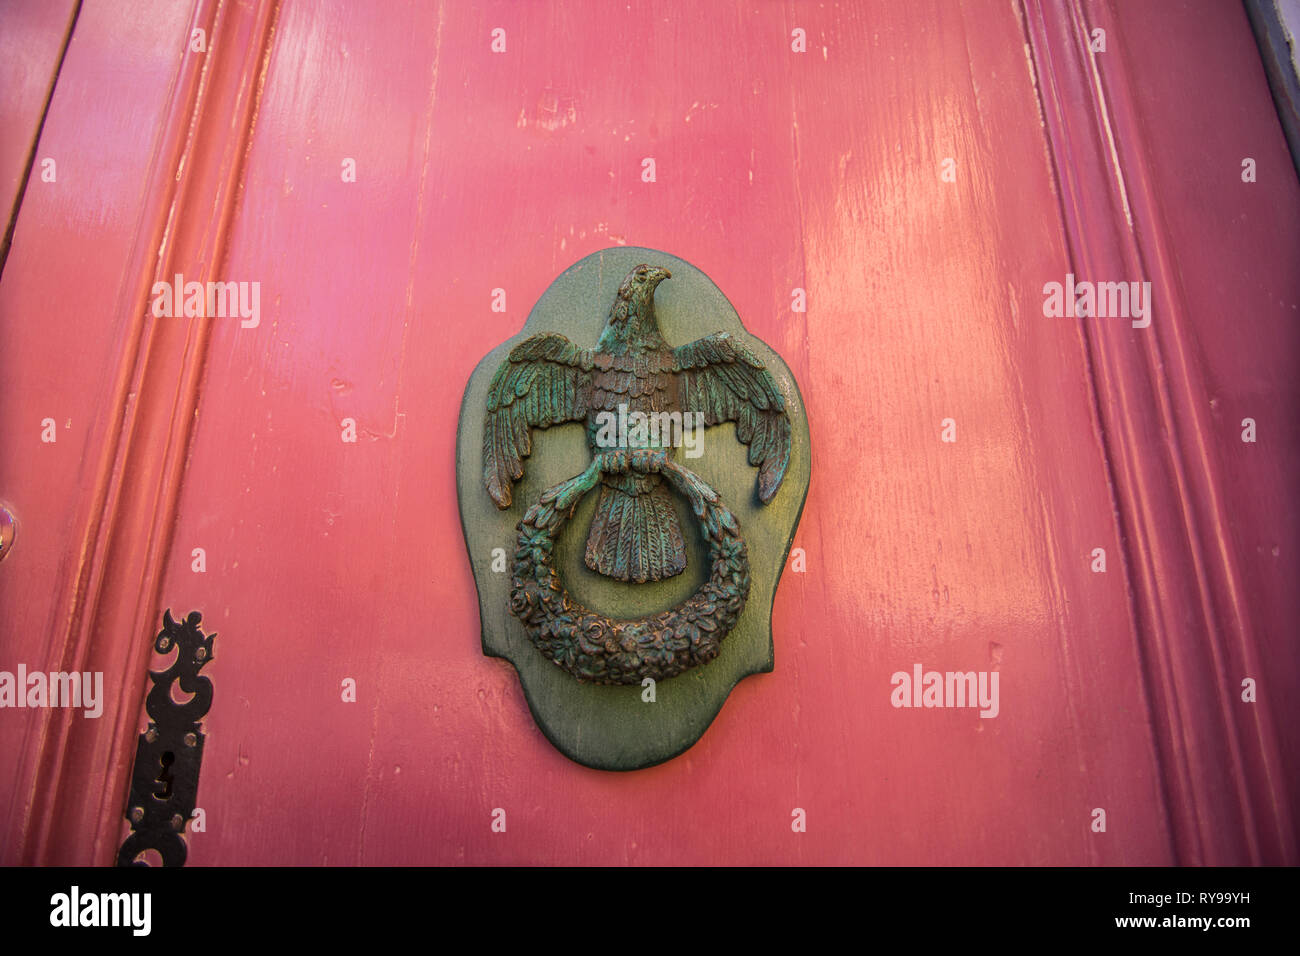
[2,0,1296,866]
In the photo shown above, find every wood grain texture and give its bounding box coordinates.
[0,0,79,272]
[1028,0,1300,864]
[1,0,281,864]
[0,0,203,862]
[0,0,1295,865]
[1102,0,1300,868]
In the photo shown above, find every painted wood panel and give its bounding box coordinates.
[0,0,78,268]
[0,0,1295,866]
[0,0,202,861]
[1090,0,1300,864]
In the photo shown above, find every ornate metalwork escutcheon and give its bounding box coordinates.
[458,248,810,770]
[116,609,214,867]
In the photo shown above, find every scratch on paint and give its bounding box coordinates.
[358,1,444,862]
[1078,19,1135,229]
[392,1,445,436]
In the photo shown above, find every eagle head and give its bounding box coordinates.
[616,264,672,303]
[600,265,672,351]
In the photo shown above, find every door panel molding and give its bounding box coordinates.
[18,0,280,865]
[5,0,1293,866]
[1023,0,1296,864]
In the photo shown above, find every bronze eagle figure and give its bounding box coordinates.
[483,264,790,583]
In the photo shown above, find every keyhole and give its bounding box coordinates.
[154,751,175,800]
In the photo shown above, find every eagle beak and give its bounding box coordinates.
[650,267,671,285]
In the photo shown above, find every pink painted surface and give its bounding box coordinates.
[0,0,200,857]
[0,1,77,243]
[1091,0,1300,860]
[0,0,1295,865]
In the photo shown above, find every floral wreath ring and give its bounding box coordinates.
[509,448,750,685]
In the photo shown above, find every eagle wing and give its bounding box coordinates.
[483,333,595,508]
[674,331,791,502]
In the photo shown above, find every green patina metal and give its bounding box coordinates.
[457,248,809,770]
[511,448,751,684]
[481,262,790,684]
[483,264,790,586]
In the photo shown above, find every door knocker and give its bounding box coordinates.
[458,248,809,769]
[510,448,750,684]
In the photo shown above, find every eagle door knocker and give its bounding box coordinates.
[457,249,809,770]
